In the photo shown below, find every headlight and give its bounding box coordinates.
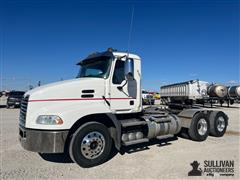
[36,115,63,125]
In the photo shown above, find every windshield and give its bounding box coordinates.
[77,56,112,78]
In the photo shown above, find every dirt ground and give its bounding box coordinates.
[0,97,239,179]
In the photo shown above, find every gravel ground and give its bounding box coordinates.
[0,97,239,179]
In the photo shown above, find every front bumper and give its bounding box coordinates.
[19,125,69,153]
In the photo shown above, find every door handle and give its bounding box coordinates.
[130,100,134,105]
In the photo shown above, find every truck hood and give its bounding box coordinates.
[26,78,105,100]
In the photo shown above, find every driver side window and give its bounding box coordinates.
[113,60,125,84]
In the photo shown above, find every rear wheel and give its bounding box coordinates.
[69,122,112,168]
[188,112,209,141]
[209,111,228,137]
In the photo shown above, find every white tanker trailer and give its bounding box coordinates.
[219,86,240,106]
[207,84,228,98]
[228,86,240,98]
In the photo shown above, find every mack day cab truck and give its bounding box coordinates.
[19,48,228,168]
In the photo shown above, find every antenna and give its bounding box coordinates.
[127,5,135,56]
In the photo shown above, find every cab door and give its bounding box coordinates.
[110,59,137,113]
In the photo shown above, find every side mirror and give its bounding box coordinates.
[124,58,134,80]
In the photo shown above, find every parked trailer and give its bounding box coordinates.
[19,49,229,167]
[207,84,228,98]
[220,86,240,106]
[160,80,231,107]
[206,84,228,107]
[160,80,209,105]
[228,86,240,98]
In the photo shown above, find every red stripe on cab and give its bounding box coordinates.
[28,98,134,102]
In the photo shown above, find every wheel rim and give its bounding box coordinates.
[197,118,208,136]
[217,116,225,132]
[81,131,105,159]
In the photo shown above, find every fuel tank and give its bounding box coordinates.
[228,86,240,98]
[207,84,228,98]
[147,114,181,139]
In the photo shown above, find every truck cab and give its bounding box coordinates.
[19,49,143,164]
[19,49,142,128]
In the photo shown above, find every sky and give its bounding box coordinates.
[1,0,239,91]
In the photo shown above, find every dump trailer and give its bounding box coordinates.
[160,80,209,105]
[160,80,229,107]
[19,49,228,168]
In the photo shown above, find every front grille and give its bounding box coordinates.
[19,95,29,127]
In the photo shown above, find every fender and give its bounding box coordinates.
[106,113,121,150]
[177,109,211,128]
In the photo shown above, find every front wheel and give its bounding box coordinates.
[188,112,210,141]
[69,122,113,168]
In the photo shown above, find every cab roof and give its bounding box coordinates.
[77,50,141,65]
[112,52,141,60]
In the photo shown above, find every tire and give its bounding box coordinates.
[188,112,209,141]
[178,127,190,139]
[69,122,113,168]
[209,111,228,137]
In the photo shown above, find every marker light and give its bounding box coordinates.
[36,115,63,125]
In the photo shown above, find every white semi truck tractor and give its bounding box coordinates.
[19,48,228,167]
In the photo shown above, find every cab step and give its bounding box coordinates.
[156,134,174,140]
[122,138,149,146]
